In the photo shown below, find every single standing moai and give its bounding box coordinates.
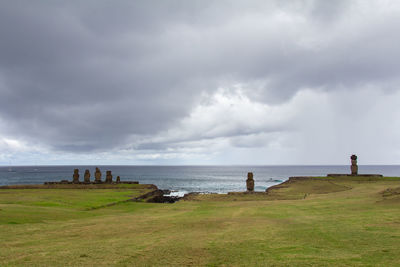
[73,169,80,183]
[116,176,121,183]
[84,169,91,183]
[246,172,255,192]
[105,171,113,183]
[94,167,102,183]
[351,154,358,175]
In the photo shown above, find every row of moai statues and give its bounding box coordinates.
[72,167,120,183]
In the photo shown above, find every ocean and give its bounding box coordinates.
[1,165,399,196]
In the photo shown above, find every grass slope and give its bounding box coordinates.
[1,177,400,266]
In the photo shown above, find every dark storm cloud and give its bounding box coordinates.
[0,0,399,152]
[0,0,214,151]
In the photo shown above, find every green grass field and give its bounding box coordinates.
[1,177,400,266]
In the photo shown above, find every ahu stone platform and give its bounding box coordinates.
[44,181,139,185]
[327,154,382,178]
[326,174,383,177]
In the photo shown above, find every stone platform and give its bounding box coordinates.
[327,174,383,177]
[44,181,139,185]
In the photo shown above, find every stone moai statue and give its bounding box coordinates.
[73,169,80,183]
[116,176,121,183]
[351,154,358,175]
[84,169,91,183]
[94,167,102,183]
[105,171,113,183]
[246,172,254,191]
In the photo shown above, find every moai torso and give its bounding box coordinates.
[246,172,254,191]
[105,171,113,183]
[116,176,121,183]
[73,169,79,183]
[351,154,358,175]
[94,167,102,182]
[84,169,91,183]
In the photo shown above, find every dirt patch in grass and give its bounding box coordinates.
[379,187,400,204]
[381,187,400,197]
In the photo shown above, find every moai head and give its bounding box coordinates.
[94,167,102,182]
[246,172,254,191]
[350,154,358,175]
[84,169,90,183]
[73,169,80,183]
[116,176,121,183]
[105,170,113,183]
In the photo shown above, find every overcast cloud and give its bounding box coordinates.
[0,0,400,165]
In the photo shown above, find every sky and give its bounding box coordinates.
[1,0,400,165]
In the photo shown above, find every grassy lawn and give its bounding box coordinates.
[0,188,153,224]
[1,177,400,266]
